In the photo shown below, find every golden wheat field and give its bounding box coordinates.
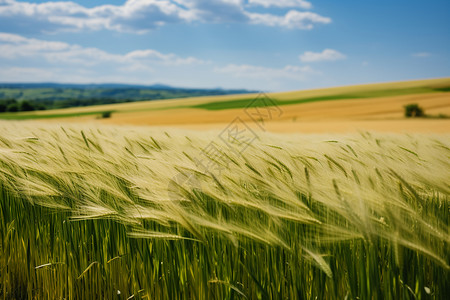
[1,0,449,296]
[0,78,449,299]
[0,121,449,299]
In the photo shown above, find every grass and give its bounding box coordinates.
[0,110,116,120]
[191,86,450,111]
[0,123,449,299]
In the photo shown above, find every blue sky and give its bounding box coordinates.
[0,0,449,91]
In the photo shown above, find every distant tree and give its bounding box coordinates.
[36,104,47,110]
[4,98,17,106]
[0,102,6,112]
[101,111,112,118]
[20,100,35,112]
[54,100,71,109]
[404,104,424,117]
[7,103,19,112]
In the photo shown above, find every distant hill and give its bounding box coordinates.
[0,83,255,111]
[1,77,449,122]
[0,82,253,92]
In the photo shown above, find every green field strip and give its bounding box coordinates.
[1,84,449,120]
[191,86,449,111]
[0,110,116,120]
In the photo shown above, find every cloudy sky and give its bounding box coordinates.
[0,0,449,91]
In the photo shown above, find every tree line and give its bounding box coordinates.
[0,99,46,113]
[0,98,135,113]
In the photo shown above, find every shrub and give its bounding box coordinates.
[404,103,424,117]
[101,111,112,118]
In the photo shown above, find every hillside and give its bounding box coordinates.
[0,78,449,133]
[0,83,254,111]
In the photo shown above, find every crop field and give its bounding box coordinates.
[0,122,448,299]
[0,78,448,118]
[1,78,449,134]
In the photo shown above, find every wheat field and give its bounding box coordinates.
[0,122,449,299]
[3,78,450,135]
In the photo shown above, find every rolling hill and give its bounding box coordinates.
[0,83,255,110]
[1,78,449,133]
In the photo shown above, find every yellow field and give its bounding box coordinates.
[25,78,450,133]
[1,79,449,298]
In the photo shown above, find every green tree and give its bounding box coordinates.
[20,100,36,112]
[7,103,19,112]
[404,103,424,117]
[36,104,47,110]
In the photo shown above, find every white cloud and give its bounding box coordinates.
[0,66,151,84]
[0,67,56,81]
[0,32,218,87]
[124,49,204,65]
[173,0,249,23]
[215,63,317,81]
[248,10,331,30]
[0,32,30,43]
[0,32,204,66]
[0,32,323,91]
[248,0,312,9]
[412,52,431,58]
[0,0,331,33]
[0,32,71,58]
[299,49,346,62]
[0,0,189,33]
